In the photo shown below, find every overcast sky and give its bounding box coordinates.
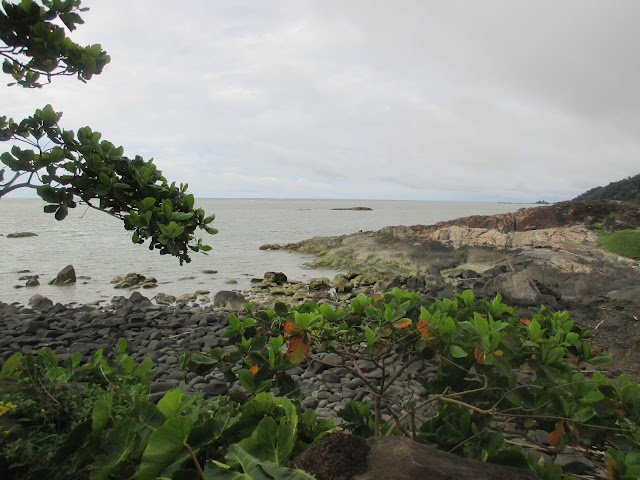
[3,0,640,202]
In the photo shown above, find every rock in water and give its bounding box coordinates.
[7,232,38,238]
[214,291,246,310]
[49,265,76,286]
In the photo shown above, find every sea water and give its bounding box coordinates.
[0,198,534,305]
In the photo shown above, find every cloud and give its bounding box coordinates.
[2,0,639,202]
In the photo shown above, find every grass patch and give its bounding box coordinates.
[598,228,640,259]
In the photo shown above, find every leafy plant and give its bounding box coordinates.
[184,288,639,478]
[0,340,326,479]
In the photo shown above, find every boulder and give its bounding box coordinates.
[25,275,40,287]
[155,292,176,305]
[28,294,53,309]
[294,434,540,480]
[483,272,544,307]
[214,291,246,310]
[331,274,353,293]
[7,232,37,238]
[49,265,76,286]
[263,271,288,284]
[356,436,541,480]
[308,278,330,291]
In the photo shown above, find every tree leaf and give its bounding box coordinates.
[286,336,310,365]
[450,344,468,358]
[393,318,412,329]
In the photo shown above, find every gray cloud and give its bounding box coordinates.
[2,0,639,201]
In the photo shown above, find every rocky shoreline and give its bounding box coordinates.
[3,199,640,479]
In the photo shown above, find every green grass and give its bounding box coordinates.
[598,228,640,259]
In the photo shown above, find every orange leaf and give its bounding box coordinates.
[374,342,383,356]
[474,346,485,364]
[286,335,310,364]
[393,318,412,329]
[249,364,259,376]
[520,317,531,325]
[476,312,487,318]
[284,321,301,338]
[417,320,433,341]
[373,294,383,301]
[606,457,618,480]
[492,350,503,357]
[550,421,564,447]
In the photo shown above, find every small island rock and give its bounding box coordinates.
[7,232,38,238]
[49,265,76,286]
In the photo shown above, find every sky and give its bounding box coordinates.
[2,0,640,202]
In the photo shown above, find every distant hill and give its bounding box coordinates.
[574,174,640,204]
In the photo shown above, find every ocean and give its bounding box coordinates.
[0,198,534,305]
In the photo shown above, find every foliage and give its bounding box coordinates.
[0,0,216,263]
[574,173,640,205]
[598,228,640,259]
[184,288,639,478]
[0,340,330,479]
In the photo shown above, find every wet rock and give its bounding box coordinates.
[49,265,76,286]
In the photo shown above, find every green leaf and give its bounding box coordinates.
[450,344,468,358]
[0,352,22,378]
[544,346,565,365]
[138,416,194,480]
[183,194,194,210]
[54,203,68,220]
[580,390,605,404]
[91,419,137,480]
[117,337,127,353]
[142,196,156,210]
[36,185,60,203]
[204,444,314,480]
[91,396,112,434]
[157,388,185,419]
[589,354,612,365]
[40,104,60,127]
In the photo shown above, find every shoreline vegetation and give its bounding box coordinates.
[2,199,640,478]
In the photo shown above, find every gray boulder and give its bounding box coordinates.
[49,265,76,286]
[214,291,246,310]
[483,271,544,307]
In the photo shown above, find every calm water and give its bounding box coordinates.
[0,199,534,305]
